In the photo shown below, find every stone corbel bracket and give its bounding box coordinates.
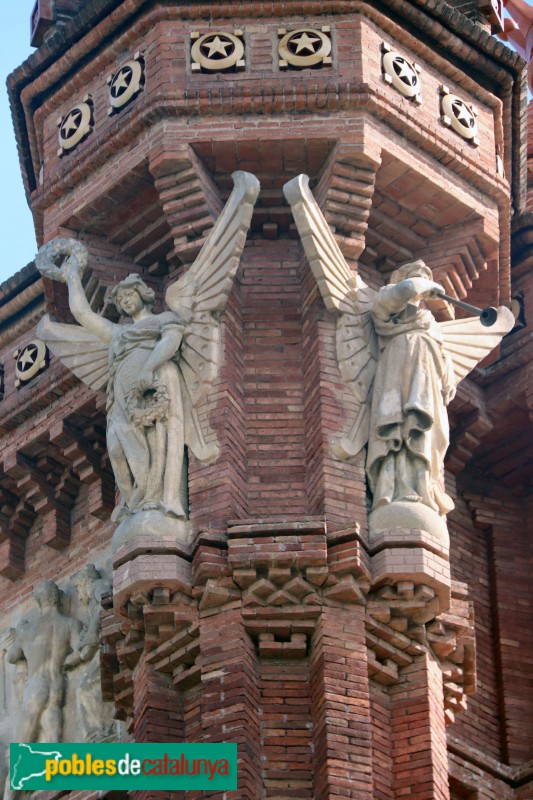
[102,521,372,724]
[102,519,473,733]
[313,144,382,260]
[228,520,328,660]
[227,520,371,659]
[105,538,200,726]
[366,582,436,686]
[149,146,224,267]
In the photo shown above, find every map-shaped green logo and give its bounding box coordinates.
[9,742,237,790]
[10,743,63,789]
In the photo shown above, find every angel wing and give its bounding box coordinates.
[36,314,109,391]
[440,306,515,385]
[283,174,378,459]
[166,170,260,407]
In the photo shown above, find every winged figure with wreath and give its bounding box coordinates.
[284,174,514,535]
[36,171,259,543]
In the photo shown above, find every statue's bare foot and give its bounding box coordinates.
[111,504,130,522]
[373,497,391,509]
[402,493,422,502]
[142,501,186,518]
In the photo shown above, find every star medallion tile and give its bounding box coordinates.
[14,340,48,386]
[278,27,332,69]
[191,31,245,72]
[57,98,93,155]
[440,86,479,146]
[381,44,421,103]
[108,55,145,114]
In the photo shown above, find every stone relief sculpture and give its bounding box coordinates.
[284,174,515,537]
[6,580,82,746]
[36,171,260,549]
[0,745,7,800]
[0,572,116,800]
[68,565,113,741]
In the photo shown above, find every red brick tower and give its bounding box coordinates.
[1,1,532,799]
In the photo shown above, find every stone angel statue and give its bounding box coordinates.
[284,174,514,534]
[36,171,259,545]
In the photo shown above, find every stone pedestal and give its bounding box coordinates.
[112,510,191,556]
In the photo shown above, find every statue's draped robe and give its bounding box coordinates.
[367,295,456,514]
[107,311,211,517]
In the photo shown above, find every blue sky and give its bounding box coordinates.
[1,3,38,285]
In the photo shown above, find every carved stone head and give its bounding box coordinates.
[389,259,433,285]
[33,579,61,609]
[108,274,156,316]
[73,564,100,605]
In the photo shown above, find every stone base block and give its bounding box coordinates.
[368,504,451,611]
[112,512,193,615]
[369,525,449,561]
[369,501,449,549]
[112,510,191,560]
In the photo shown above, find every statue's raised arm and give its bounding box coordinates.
[36,171,259,549]
[37,239,115,343]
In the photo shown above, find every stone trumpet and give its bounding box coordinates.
[431,291,499,327]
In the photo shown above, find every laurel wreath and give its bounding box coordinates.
[125,381,170,428]
[35,238,89,282]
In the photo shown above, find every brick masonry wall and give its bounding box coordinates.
[486,497,533,766]
[370,681,394,800]
[241,239,308,517]
[447,495,502,762]
[259,661,314,798]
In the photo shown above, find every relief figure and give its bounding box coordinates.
[6,580,82,744]
[68,565,112,741]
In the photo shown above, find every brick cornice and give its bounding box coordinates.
[8,0,525,202]
[32,95,510,228]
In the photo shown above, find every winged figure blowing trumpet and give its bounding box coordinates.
[284,174,514,534]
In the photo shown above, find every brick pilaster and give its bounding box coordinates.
[133,659,185,743]
[390,651,450,800]
[466,494,533,766]
[310,606,374,800]
[193,608,263,800]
